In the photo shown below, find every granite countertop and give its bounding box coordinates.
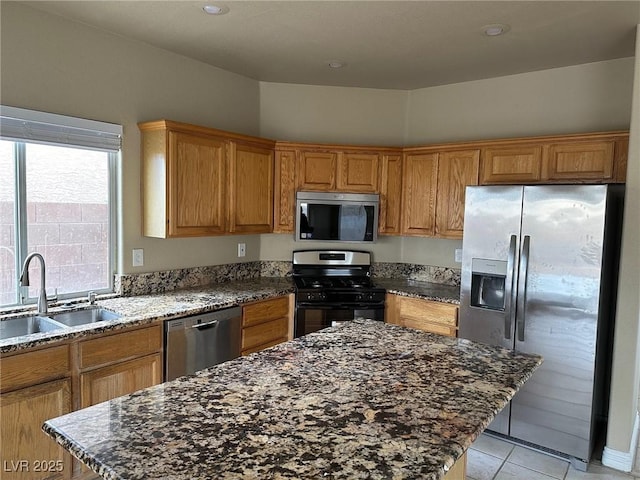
[375,278,460,305]
[44,319,542,480]
[0,277,295,354]
[1,276,459,354]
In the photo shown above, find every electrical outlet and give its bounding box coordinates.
[454,248,463,263]
[237,243,246,258]
[132,248,144,267]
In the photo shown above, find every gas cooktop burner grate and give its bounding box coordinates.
[296,277,374,290]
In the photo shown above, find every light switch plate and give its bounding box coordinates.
[132,248,144,267]
[454,248,463,263]
[237,243,246,258]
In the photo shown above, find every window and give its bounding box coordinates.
[0,106,121,307]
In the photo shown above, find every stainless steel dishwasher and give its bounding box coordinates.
[164,306,242,381]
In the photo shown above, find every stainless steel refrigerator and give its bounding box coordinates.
[459,185,623,469]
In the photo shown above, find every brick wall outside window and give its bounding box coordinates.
[0,200,109,305]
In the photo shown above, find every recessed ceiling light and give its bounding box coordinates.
[203,5,228,15]
[327,61,346,69]
[482,24,510,36]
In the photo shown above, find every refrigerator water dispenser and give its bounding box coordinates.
[470,258,507,311]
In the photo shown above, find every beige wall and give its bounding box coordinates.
[0,3,262,275]
[605,26,640,461]
[259,82,408,145]
[406,57,635,144]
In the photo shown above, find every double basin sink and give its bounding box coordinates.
[0,307,121,340]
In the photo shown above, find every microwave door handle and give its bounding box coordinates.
[516,235,531,342]
[504,234,517,340]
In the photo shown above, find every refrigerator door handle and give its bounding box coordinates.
[516,235,531,342]
[504,234,518,340]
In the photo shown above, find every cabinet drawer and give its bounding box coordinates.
[0,345,70,393]
[242,317,288,352]
[243,296,290,327]
[79,325,162,370]
[399,297,458,327]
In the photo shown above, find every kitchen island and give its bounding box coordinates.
[43,319,541,480]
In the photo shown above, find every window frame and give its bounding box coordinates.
[1,106,121,307]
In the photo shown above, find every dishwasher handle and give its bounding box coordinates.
[192,320,218,330]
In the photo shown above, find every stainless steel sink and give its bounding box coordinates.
[0,315,66,340]
[49,307,121,327]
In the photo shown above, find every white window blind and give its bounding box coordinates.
[0,105,122,152]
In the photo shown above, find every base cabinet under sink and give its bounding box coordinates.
[0,324,163,480]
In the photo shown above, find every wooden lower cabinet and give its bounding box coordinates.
[241,295,292,355]
[80,354,162,409]
[75,325,162,478]
[0,325,163,480]
[0,379,72,480]
[386,294,459,337]
[444,451,467,480]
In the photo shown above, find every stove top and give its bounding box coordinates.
[294,276,374,290]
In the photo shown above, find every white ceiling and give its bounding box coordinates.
[23,1,640,90]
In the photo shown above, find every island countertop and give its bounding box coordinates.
[44,320,541,480]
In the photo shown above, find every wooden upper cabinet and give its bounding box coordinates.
[140,121,228,238]
[543,140,614,182]
[229,141,274,234]
[480,144,543,184]
[336,152,379,192]
[401,152,438,236]
[140,120,277,238]
[480,132,628,185]
[273,149,296,233]
[613,136,629,183]
[296,150,337,191]
[168,131,227,237]
[435,149,480,239]
[378,154,403,235]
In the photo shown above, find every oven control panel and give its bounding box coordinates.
[298,291,328,302]
[296,289,385,305]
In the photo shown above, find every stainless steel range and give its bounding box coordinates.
[292,250,386,337]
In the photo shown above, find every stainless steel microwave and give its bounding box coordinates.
[295,191,379,243]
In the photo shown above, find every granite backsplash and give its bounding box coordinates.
[115,261,460,297]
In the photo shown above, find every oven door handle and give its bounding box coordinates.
[296,303,384,309]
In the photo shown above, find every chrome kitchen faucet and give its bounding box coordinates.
[19,252,48,315]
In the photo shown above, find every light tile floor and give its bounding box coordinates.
[467,434,639,480]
